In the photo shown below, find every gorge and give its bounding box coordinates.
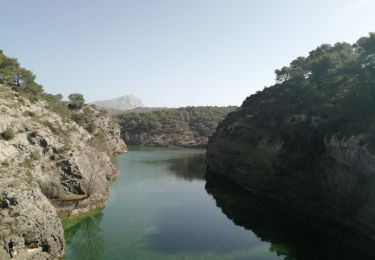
[2,31,375,260]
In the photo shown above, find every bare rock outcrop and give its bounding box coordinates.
[0,84,127,258]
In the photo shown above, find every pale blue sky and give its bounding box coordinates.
[0,0,374,106]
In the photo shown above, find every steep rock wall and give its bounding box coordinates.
[0,84,126,259]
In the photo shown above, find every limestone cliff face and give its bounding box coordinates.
[207,37,375,239]
[0,84,126,259]
[89,107,127,155]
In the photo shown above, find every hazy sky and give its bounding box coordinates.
[0,0,374,107]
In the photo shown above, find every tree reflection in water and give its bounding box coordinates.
[166,153,206,181]
[205,177,375,260]
[63,211,104,260]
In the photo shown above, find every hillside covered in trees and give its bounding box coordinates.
[117,106,237,147]
[207,33,375,238]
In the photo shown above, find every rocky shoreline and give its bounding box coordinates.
[0,84,127,259]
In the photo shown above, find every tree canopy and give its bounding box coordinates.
[117,106,237,146]
[68,93,86,109]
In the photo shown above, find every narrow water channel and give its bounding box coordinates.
[63,147,375,260]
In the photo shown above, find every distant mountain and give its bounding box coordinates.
[92,95,144,112]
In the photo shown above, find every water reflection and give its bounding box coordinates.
[143,152,274,256]
[165,154,206,181]
[64,148,375,260]
[205,177,375,260]
[143,190,261,254]
[139,152,206,181]
[63,211,104,260]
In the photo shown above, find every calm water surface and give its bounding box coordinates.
[63,147,375,260]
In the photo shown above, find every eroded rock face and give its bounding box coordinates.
[90,107,128,155]
[0,84,127,258]
[0,173,64,259]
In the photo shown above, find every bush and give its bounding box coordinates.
[1,128,15,140]
[23,110,36,117]
[1,161,9,167]
[86,122,97,133]
[30,150,41,161]
[42,121,59,134]
[71,112,85,125]
[68,93,85,109]
[19,158,33,169]
[25,170,33,184]
[43,93,71,121]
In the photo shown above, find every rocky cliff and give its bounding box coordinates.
[0,83,126,259]
[207,34,375,239]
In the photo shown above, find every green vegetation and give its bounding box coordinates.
[25,170,33,184]
[42,120,60,135]
[44,93,72,121]
[30,150,42,161]
[71,107,99,134]
[0,50,43,102]
[23,110,36,117]
[71,112,85,125]
[0,50,87,122]
[1,161,9,167]
[68,93,85,109]
[0,128,15,141]
[19,158,33,169]
[85,122,97,134]
[117,106,236,146]
[207,33,375,219]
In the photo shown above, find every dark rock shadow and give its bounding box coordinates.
[142,153,259,254]
[139,152,206,181]
[142,195,258,254]
[166,153,206,181]
[204,177,375,260]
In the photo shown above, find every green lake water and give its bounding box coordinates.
[63,147,375,260]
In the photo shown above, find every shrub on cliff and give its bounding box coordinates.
[68,93,85,110]
[44,93,72,121]
[0,128,15,141]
